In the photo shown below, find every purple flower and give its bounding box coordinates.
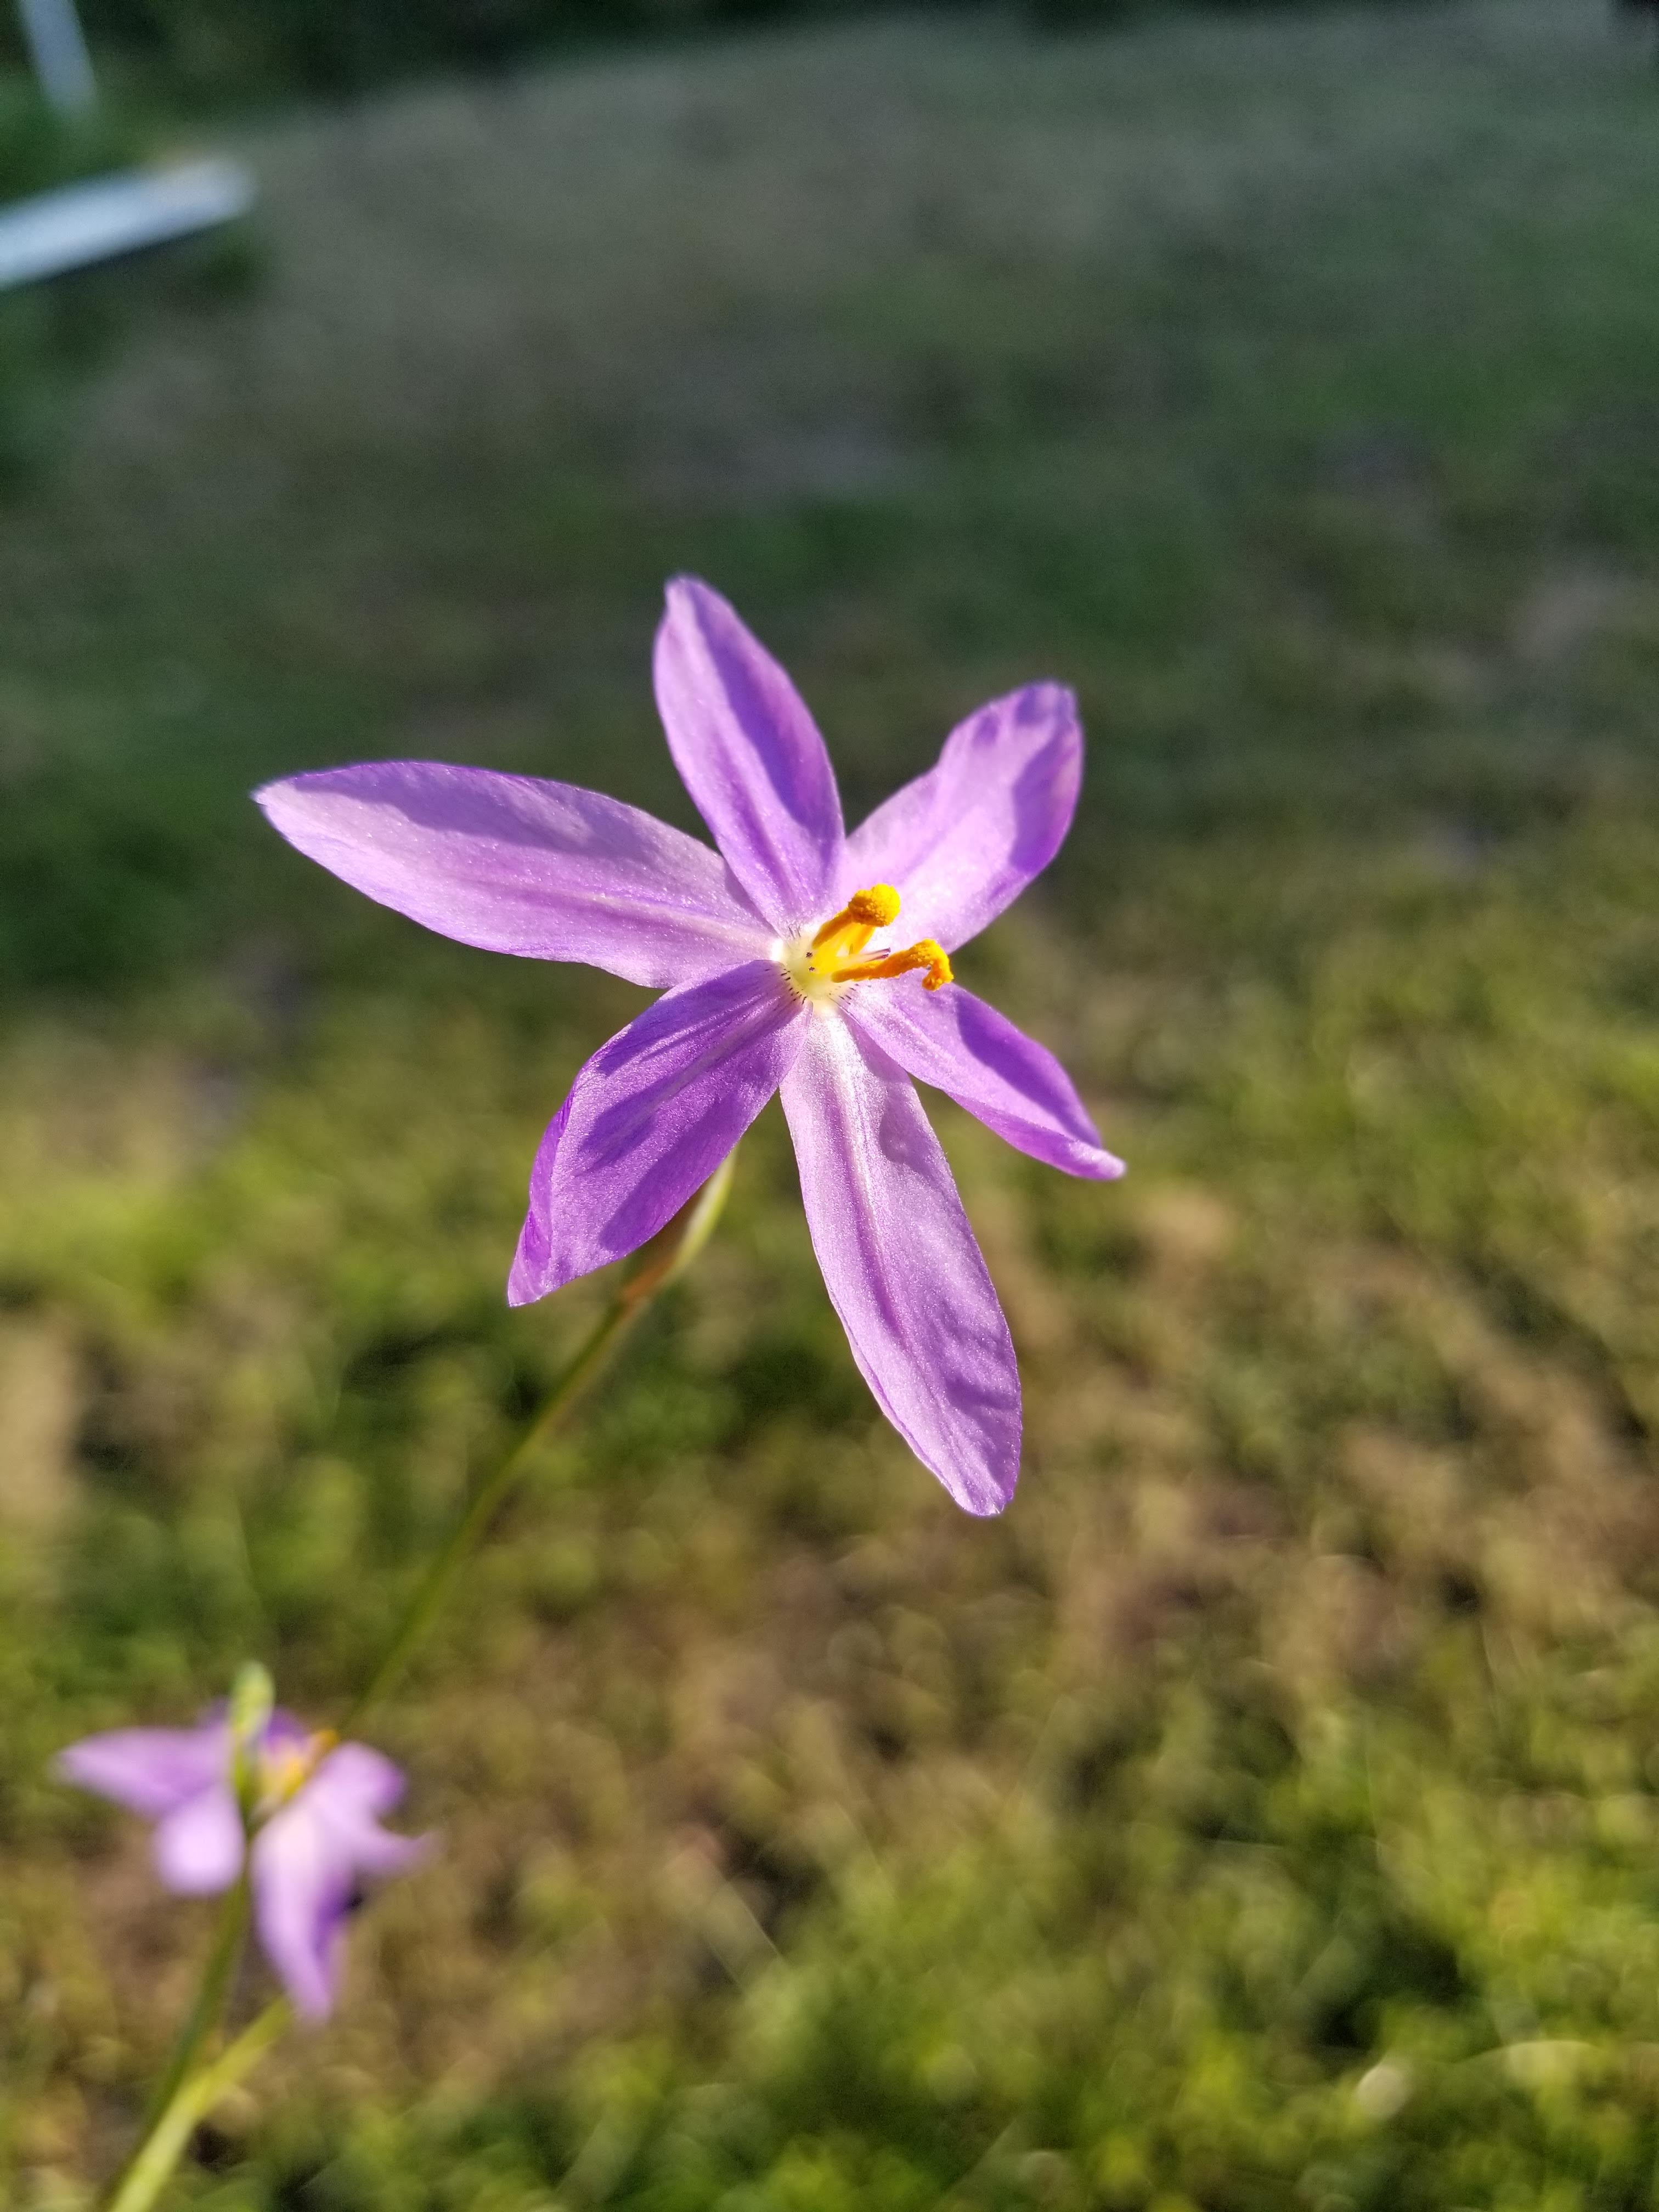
[57,1710,424,2020]
[257,578,1122,1514]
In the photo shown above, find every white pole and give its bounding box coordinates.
[16,0,98,114]
[0,160,257,290]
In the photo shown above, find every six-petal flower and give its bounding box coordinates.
[257,577,1122,1514]
[58,1709,424,2021]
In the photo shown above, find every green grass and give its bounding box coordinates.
[7,2,1659,2203]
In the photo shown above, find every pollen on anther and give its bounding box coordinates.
[844,884,901,928]
[917,941,953,991]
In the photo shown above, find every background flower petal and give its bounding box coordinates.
[153,1784,246,1894]
[780,1015,1020,1516]
[253,1750,426,2022]
[842,683,1081,950]
[252,1799,351,2022]
[263,1709,315,1759]
[306,1742,407,1823]
[306,1748,430,1886]
[55,1722,229,1819]
[510,960,808,1304]
[256,761,768,989]
[848,979,1124,1181]
[654,577,845,933]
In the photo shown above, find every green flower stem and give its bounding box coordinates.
[134,1877,249,2140]
[105,2000,291,2212]
[343,1146,736,1733]
[99,1878,249,2212]
[100,1152,737,2212]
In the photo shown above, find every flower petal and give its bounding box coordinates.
[843,684,1081,951]
[255,762,769,989]
[304,1743,408,1824]
[55,1720,229,1820]
[510,960,808,1304]
[779,1015,1020,1516]
[653,578,844,933]
[846,980,1124,1181]
[252,1749,427,2022]
[308,1750,430,1886]
[251,1798,352,2022]
[263,1709,315,1760]
[153,1785,245,1895]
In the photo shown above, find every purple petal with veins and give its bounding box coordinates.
[842,683,1081,952]
[510,960,808,1304]
[654,577,845,933]
[780,1015,1021,1516]
[846,978,1124,1182]
[255,761,766,990]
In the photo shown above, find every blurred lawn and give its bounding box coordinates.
[0,82,199,476]
[7,1,1659,2204]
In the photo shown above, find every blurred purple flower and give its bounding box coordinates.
[257,578,1122,1514]
[58,1710,424,2021]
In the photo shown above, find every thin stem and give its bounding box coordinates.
[98,1880,249,2212]
[105,2001,291,2212]
[342,1146,735,1733]
[340,1291,638,1731]
[136,1878,249,2137]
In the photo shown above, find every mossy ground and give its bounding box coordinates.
[7,3,1659,2204]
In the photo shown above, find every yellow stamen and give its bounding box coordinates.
[789,885,955,1001]
[838,938,955,992]
[810,882,901,962]
[259,1728,338,1810]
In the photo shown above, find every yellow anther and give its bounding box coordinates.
[838,938,955,992]
[811,882,901,954]
[844,883,901,929]
[919,942,953,991]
